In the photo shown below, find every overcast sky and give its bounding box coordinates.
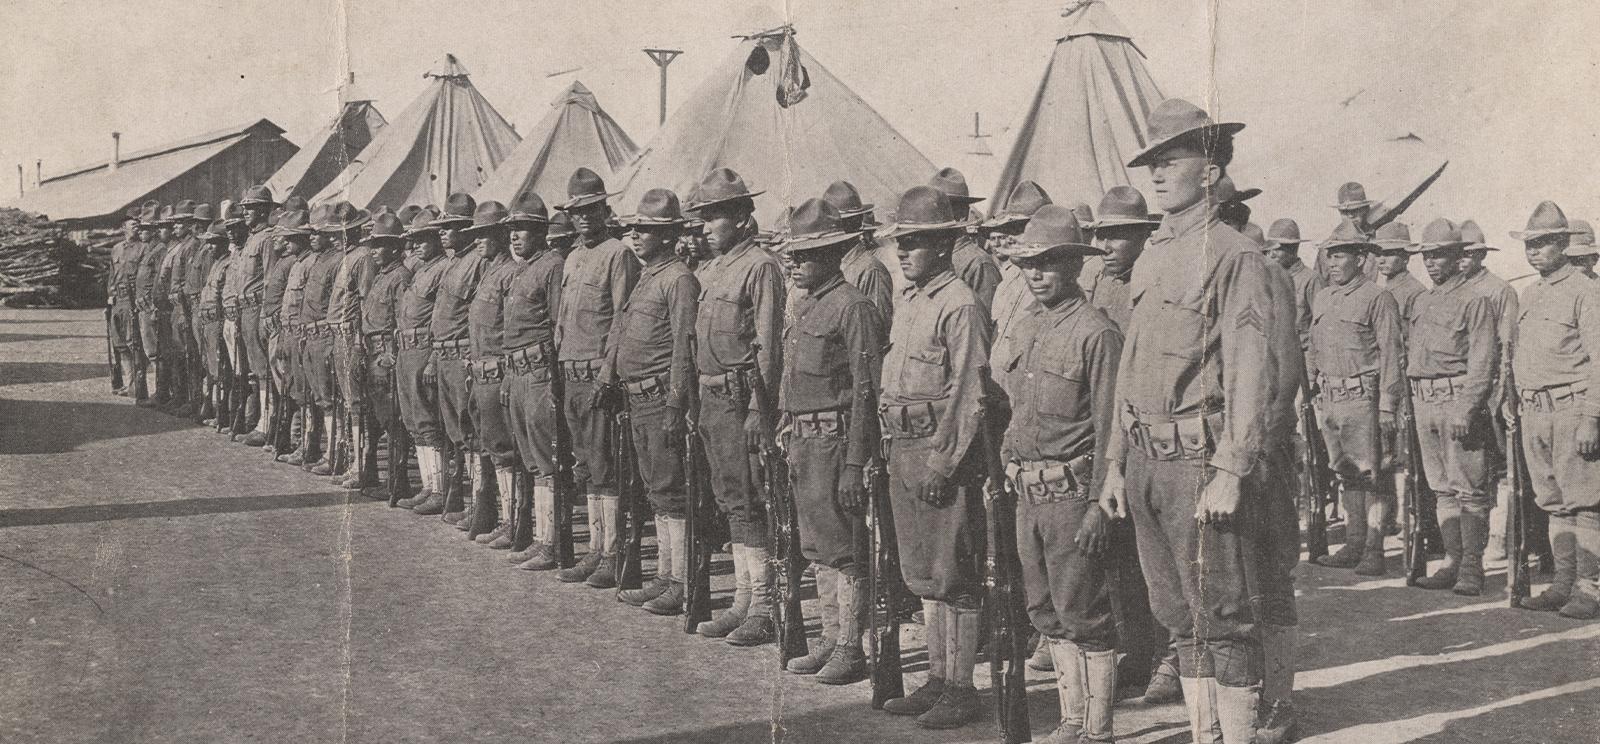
[4,0,1596,277]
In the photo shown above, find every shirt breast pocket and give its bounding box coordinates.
[897,345,948,399]
[794,325,837,378]
[1036,343,1086,418]
[626,298,667,342]
[1523,301,1580,356]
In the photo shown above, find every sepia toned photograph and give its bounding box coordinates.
[2,1,1597,742]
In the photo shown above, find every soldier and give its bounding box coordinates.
[461,200,524,544]
[926,167,999,309]
[1262,219,1316,351]
[261,200,308,457]
[497,193,566,568]
[685,167,785,644]
[548,211,578,259]
[606,189,699,610]
[1459,220,1521,559]
[1511,201,1600,619]
[111,205,154,400]
[871,185,990,729]
[156,200,198,416]
[319,202,376,485]
[358,211,416,505]
[1567,220,1598,279]
[1306,221,1405,575]
[985,180,1053,367]
[301,205,349,474]
[183,204,220,422]
[989,205,1122,743]
[233,186,278,446]
[1082,186,1159,333]
[197,216,234,425]
[1332,183,1375,228]
[552,168,641,587]
[392,208,452,513]
[427,193,482,526]
[1374,223,1427,326]
[276,207,316,465]
[1097,98,1280,742]
[1405,218,1498,596]
[821,180,894,326]
[135,205,175,407]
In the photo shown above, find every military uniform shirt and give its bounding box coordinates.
[239,224,272,298]
[398,254,449,332]
[468,254,519,358]
[1309,273,1405,413]
[694,236,785,410]
[1513,263,1600,417]
[992,261,1034,366]
[1379,271,1427,339]
[1104,199,1278,478]
[429,253,487,342]
[997,296,1122,489]
[185,245,218,306]
[160,236,196,299]
[1405,272,1496,410]
[1466,267,1520,400]
[1286,258,1317,354]
[202,254,234,316]
[221,245,246,309]
[281,252,315,327]
[136,240,170,308]
[1080,256,1134,331]
[503,250,564,352]
[612,256,698,411]
[781,274,883,468]
[328,246,375,326]
[952,234,1001,309]
[300,250,344,323]
[362,260,413,334]
[556,237,639,362]
[841,241,894,329]
[262,248,298,319]
[111,240,143,300]
[880,269,992,477]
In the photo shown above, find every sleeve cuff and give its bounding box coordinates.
[1209,448,1255,479]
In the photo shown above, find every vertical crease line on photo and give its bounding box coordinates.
[338,488,357,742]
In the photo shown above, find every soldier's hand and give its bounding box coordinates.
[1074,505,1110,556]
[499,386,510,408]
[1195,469,1243,525]
[665,407,686,441]
[421,359,437,385]
[1578,415,1600,458]
[1098,470,1128,520]
[915,471,952,507]
[837,465,866,513]
[1447,411,1474,441]
[744,410,769,453]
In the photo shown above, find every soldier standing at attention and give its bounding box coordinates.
[984,180,1053,368]
[1082,186,1159,334]
[606,189,699,610]
[320,202,376,484]
[770,198,884,683]
[184,204,220,422]
[1261,218,1315,354]
[1459,220,1522,557]
[686,168,785,645]
[235,187,278,446]
[1511,201,1600,619]
[197,217,234,425]
[427,194,484,526]
[1405,218,1498,596]
[301,205,349,475]
[1307,222,1404,575]
[1566,220,1599,279]
[462,201,524,546]
[393,208,453,514]
[874,185,991,729]
[991,205,1122,744]
[1374,223,1426,328]
[499,193,566,570]
[358,212,416,505]
[821,180,895,327]
[110,206,150,399]
[276,206,319,465]
[553,168,641,588]
[261,204,306,458]
[1097,98,1280,743]
[135,205,174,407]
[926,167,999,309]
[157,200,197,416]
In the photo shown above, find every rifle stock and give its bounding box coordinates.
[682,400,715,633]
[1503,363,1532,608]
[979,414,1030,744]
[1300,377,1332,562]
[865,456,905,709]
[545,351,577,568]
[1400,392,1432,585]
[743,351,809,668]
[613,403,645,591]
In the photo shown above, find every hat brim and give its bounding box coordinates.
[1264,239,1303,249]
[1322,240,1379,253]
[238,198,277,208]
[361,233,407,245]
[1331,200,1375,210]
[685,190,767,214]
[1510,228,1579,241]
[980,213,1030,229]
[875,220,968,240]
[1000,241,1105,260]
[557,191,623,211]
[428,215,473,229]
[618,215,685,228]
[547,228,578,239]
[1374,241,1414,253]
[501,214,552,227]
[1463,244,1499,252]
[461,221,508,234]
[322,218,371,233]
[1565,244,1599,257]
[1410,241,1469,253]
[1126,122,1246,168]
[1231,188,1262,203]
[1088,217,1162,230]
[781,230,859,254]
[401,225,441,238]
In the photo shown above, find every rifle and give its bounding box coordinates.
[545,350,578,568]
[682,369,716,633]
[1300,376,1333,562]
[1503,360,1533,607]
[106,306,124,392]
[1400,390,1433,584]
[742,348,809,668]
[979,413,1031,744]
[613,399,645,591]
[864,454,905,709]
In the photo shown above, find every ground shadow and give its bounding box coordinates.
[0,362,111,387]
[0,332,99,345]
[0,490,363,528]
[0,398,193,453]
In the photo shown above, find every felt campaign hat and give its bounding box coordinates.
[1126,98,1245,168]
[238,184,277,207]
[619,189,687,228]
[274,209,315,237]
[172,199,196,220]
[402,207,441,238]
[1566,219,1597,257]
[190,203,216,223]
[685,168,764,213]
[281,195,308,215]
[983,181,1053,228]
[503,192,551,227]
[1510,200,1580,242]
[547,211,577,240]
[821,180,875,220]
[780,198,860,254]
[219,200,244,227]
[997,204,1103,259]
[321,201,371,232]
[397,205,423,226]
[558,167,618,211]
[1374,221,1414,253]
[1240,222,1267,248]
[1459,219,1497,252]
[431,192,477,228]
[879,186,968,239]
[926,167,985,205]
[156,205,177,225]
[1331,182,1373,210]
[1321,218,1379,253]
[362,211,407,245]
[1264,218,1303,248]
[462,201,510,234]
[200,220,229,241]
[1413,218,1468,252]
[1088,186,1161,230]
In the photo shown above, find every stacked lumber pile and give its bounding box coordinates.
[0,208,98,307]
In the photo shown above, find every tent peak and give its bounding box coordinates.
[427,53,472,79]
[554,80,599,112]
[1060,0,1134,42]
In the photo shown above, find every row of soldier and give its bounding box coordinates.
[104,94,1600,744]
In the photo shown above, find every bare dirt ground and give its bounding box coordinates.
[2,309,1597,744]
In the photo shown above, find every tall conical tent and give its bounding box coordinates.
[613,24,934,226]
[475,81,639,204]
[989,0,1165,212]
[266,99,387,202]
[313,54,521,210]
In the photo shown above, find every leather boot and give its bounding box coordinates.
[584,555,618,589]
[1314,488,1368,568]
[1454,507,1490,596]
[726,544,775,646]
[1144,648,1183,704]
[557,551,603,583]
[787,566,839,674]
[477,523,511,548]
[1524,514,1577,611]
[816,573,867,685]
[1414,494,1461,590]
[1560,512,1600,619]
[697,543,751,637]
[627,514,677,599]
[397,447,436,509]
[516,544,560,571]
[915,606,981,729]
[1256,699,1299,744]
[644,581,686,616]
[619,577,673,607]
[1355,526,1388,576]
[1028,633,1055,671]
[884,600,944,716]
[507,540,548,564]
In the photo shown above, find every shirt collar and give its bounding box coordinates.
[803,273,845,300]
[1329,273,1367,296]
[640,254,681,278]
[1542,263,1578,285]
[1036,294,1087,322]
[1151,198,1214,242]
[903,269,958,300]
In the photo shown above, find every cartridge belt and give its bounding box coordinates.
[396,328,433,351]
[433,337,469,360]
[791,409,848,438]
[467,357,505,383]
[1006,454,1093,505]
[562,359,603,382]
[624,374,669,400]
[879,400,946,440]
[698,370,750,399]
[1409,375,1464,404]
[1123,405,1226,461]
[1520,383,1587,413]
[1318,372,1377,404]
[238,292,262,308]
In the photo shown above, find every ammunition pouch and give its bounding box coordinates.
[562,359,602,383]
[1520,383,1587,413]
[433,337,469,360]
[1317,372,1376,404]
[504,342,554,382]
[791,409,847,439]
[1409,375,1463,404]
[1006,453,1093,505]
[699,370,750,400]
[624,374,669,401]
[467,358,505,384]
[1124,405,1226,461]
[396,327,432,351]
[878,400,946,440]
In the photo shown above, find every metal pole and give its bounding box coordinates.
[16,164,22,198]
[643,49,683,126]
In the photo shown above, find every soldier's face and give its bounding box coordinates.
[788,247,844,291]
[244,207,268,228]
[158,225,173,241]
[284,236,308,257]
[1375,251,1409,278]
[1267,245,1299,270]
[376,239,404,265]
[1458,251,1486,274]
[408,235,441,261]
[569,202,611,242]
[1423,248,1463,284]
[1095,226,1148,276]
[627,226,677,263]
[440,225,470,252]
[1017,253,1083,307]
[170,221,187,238]
[896,233,953,283]
[313,233,333,252]
[509,226,546,261]
[701,203,749,253]
[550,235,577,258]
[1146,144,1217,213]
[1524,237,1567,276]
[137,227,154,241]
[1573,254,1598,272]
[474,229,507,260]
[1326,248,1364,285]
